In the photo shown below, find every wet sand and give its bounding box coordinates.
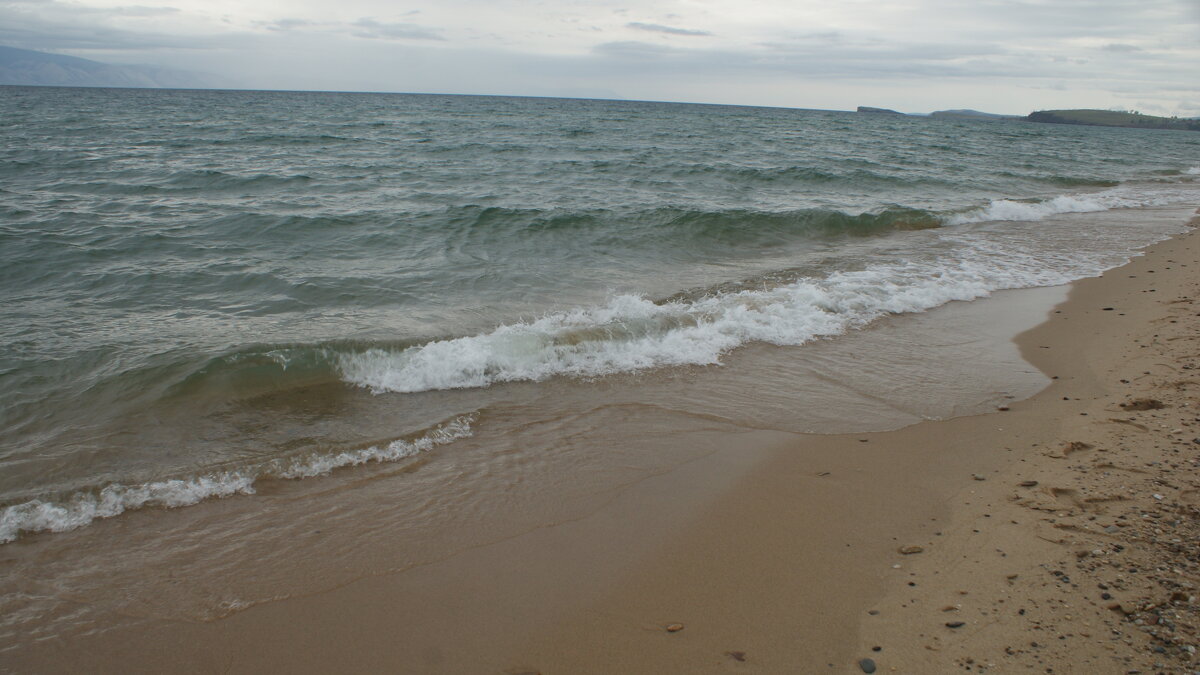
[6,215,1198,674]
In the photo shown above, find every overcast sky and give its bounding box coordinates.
[2,0,1198,115]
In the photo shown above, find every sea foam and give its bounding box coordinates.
[0,416,474,543]
[338,238,1100,396]
[947,190,1160,225]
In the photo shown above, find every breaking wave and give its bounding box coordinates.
[338,239,1108,395]
[0,416,475,544]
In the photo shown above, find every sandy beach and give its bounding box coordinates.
[504,212,1200,674]
[6,211,1198,674]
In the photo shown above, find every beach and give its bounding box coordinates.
[3,89,1200,673]
[3,214,1193,673]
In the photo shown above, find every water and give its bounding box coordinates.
[0,86,1198,555]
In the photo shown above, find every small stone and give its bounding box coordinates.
[946,621,966,629]
[665,623,684,633]
[1105,525,1121,534]
[973,474,987,481]
[859,657,877,673]
[1120,398,1165,411]
[1019,480,1039,487]
[726,651,746,662]
[898,545,924,555]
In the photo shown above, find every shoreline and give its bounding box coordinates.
[852,212,1200,672]
[513,215,1200,673]
[6,213,1198,673]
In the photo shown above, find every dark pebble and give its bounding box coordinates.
[859,657,877,673]
[946,621,966,628]
[1102,593,1113,600]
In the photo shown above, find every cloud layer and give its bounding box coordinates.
[1,0,1197,115]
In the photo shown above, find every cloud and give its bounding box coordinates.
[626,22,711,37]
[258,18,314,33]
[351,18,443,42]
[0,0,1194,115]
[0,0,223,51]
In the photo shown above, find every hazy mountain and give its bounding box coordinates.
[0,45,226,89]
[930,109,1021,121]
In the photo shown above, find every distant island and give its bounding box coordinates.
[856,103,1199,132]
[1025,109,1200,131]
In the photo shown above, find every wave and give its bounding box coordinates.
[0,416,474,544]
[446,204,944,245]
[337,242,1094,395]
[338,184,1189,396]
[947,189,1165,225]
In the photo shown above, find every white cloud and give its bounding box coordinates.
[1,0,1197,115]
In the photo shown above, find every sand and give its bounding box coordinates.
[501,215,1200,674]
[6,213,1198,674]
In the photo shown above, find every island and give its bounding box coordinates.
[1025,109,1200,131]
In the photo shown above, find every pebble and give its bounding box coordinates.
[973,474,987,481]
[1019,480,1039,487]
[898,545,924,554]
[858,657,877,673]
[946,621,966,628]
[665,623,684,633]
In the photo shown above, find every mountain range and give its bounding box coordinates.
[0,45,225,89]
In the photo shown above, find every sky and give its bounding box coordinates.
[2,0,1198,115]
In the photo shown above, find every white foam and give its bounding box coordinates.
[0,417,474,543]
[0,472,255,544]
[276,415,474,478]
[1186,166,1200,175]
[946,191,1156,225]
[339,241,1102,396]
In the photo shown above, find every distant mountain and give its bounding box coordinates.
[856,106,904,115]
[1026,109,1200,131]
[930,109,1021,122]
[0,45,225,89]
